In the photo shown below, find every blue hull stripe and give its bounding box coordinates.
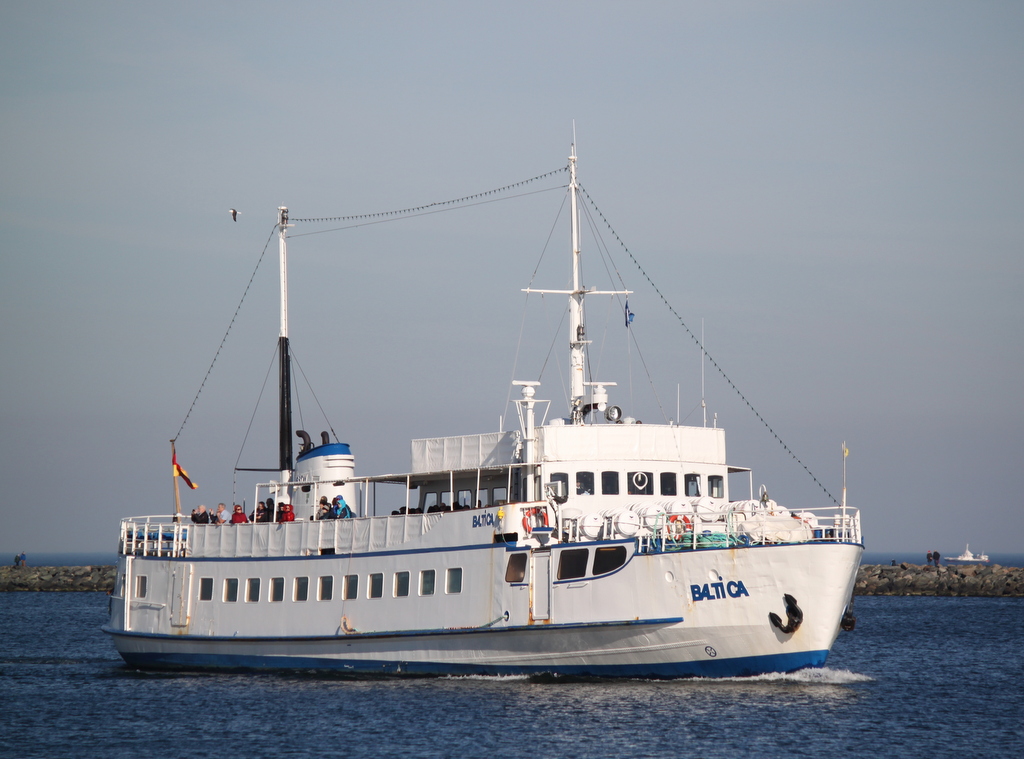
[114,648,830,679]
[104,616,685,644]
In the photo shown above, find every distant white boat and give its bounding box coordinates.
[946,544,989,563]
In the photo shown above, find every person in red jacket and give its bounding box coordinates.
[230,504,248,524]
[278,503,295,522]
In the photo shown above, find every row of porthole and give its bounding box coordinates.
[131,569,464,604]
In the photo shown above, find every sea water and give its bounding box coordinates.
[0,593,1020,758]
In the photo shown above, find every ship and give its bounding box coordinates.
[103,146,863,677]
[945,544,989,564]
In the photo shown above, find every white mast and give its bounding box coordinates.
[522,142,630,425]
[567,144,587,423]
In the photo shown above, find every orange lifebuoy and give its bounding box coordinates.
[669,514,692,528]
[522,507,549,534]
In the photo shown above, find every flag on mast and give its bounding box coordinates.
[624,300,634,328]
[173,452,198,490]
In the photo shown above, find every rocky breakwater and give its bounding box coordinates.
[0,565,116,592]
[856,563,1024,596]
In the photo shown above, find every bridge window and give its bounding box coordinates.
[135,575,148,599]
[369,573,384,599]
[319,576,333,601]
[446,567,463,594]
[246,578,260,603]
[199,577,213,601]
[660,472,677,496]
[493,487,508,505]
[602,471,619,495]
[270,577,285,602]
[557,548,589,580]
[343,574,358,600]
[394,571,410,597]
[708,475,724,499]
[224,578,238,603]
[593,546,628,575]
[627,471,654,495]
[420,569,435,596]
[576,471,594,495]
[294,577,309,602]
[505,553,527,583]
[685,474,701,497]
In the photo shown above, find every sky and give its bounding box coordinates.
[1,1,1022,557]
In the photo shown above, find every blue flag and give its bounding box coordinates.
[625,300,634,328]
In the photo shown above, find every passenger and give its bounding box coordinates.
[253,502,266,523]
[317,496,332,520]
[230,504,248,524]
[191,505,211,524]
[332,495,352,519]
[278,503,295,523]
[213,503,228,525]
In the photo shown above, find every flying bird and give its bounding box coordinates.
[229,209,240,221]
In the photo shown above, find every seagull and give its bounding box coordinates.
[229,209,240,221]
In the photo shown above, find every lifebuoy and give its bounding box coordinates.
[668,513,692,538]
[522,507,549,534]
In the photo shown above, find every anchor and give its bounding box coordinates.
[769,593,803,634]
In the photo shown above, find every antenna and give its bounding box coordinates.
[701,318,707,428]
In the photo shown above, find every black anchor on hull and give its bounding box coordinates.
[769,593,804,634]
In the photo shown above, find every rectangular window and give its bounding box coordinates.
[492,487,508,504]
[224,578,238,603]
[627,471,654,495]
[135,575,148,599]
[708,475,724,499]
[369,573,384,599]
[420,569,435,596]
[199,577,214,601]
[505,553,528,583]
[270,577,285,602]
[457,490,472,508]
[593,546,628,575]
[557,548,589,580]
[685,474,701,497]
[423,492,438,510]
[246,577,261,603]
[575,471,594,495]
[394,571,410,597]
[319,575,333,601]
[446,567,463,594]
[602,471,620,495]
[294,576,309,602]
[660,472,677,496]
[343,574,358,600]
[477,489,490,507]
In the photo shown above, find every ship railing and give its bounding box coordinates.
[118,512,448,559]
[634,506,861,555]
[119,516,191,558]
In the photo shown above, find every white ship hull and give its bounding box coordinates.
[105,531,860,677]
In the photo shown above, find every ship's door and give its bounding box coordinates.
[171,563,193,628]
[530,549,551,621]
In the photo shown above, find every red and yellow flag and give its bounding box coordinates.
[172,452,198,489]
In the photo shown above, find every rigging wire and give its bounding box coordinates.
[174,223,279,444]
[232,342,279,504]
[578,183,840,506]
[290,347,340,444]
[288,166,573,232]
